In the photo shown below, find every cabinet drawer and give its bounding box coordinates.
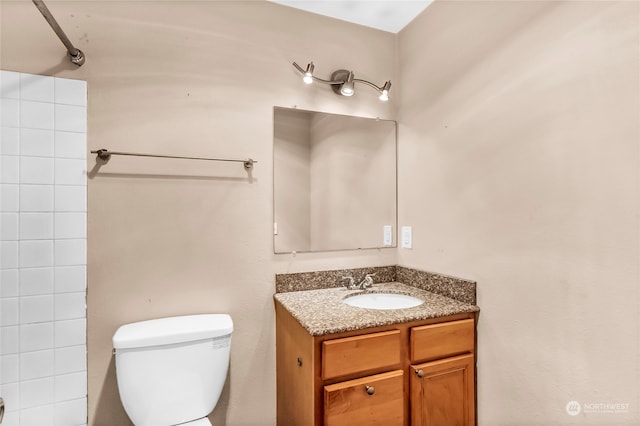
[324,370,404,426]
[410,319,474,363]
[322,329,401,380]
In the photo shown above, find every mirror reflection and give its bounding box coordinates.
[273,107,397,253]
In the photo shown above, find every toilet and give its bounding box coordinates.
[112,314,233,426]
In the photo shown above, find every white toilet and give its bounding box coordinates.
[112,314,233,426]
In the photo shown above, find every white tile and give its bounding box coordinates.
[1,155,19,183]
[54,239,85,266]
[1,241,19,269]
[55,292,85,321]
[0,298,19,326]
[0,382,19,413]
[55,131,86,159]
[1,99,20,127]
[20,212,54,240]
[20,74,55,103]
[20,128,54,157]
[54,266,86,293]
[54,318,85,348]
[1,354,18,384]
[55,158,86,186]
[0,71,20,99]
[1,184,19,212]
[54,104,86,133]
[20,349,54,381]
[1,410,19,426]
[20,184,54,212]
[0,326,19,355]
[20,267,54,296]
[20,294,53,324]
[20,322,54,352]
[21,101,54,130]
[1,126,20,155]
[54,345,86,375]
[0,212,18,240]
[54,78,87,107]
[20,377,54,408]
[19,240,54,268]
[1,269,19,297]
[54,186,86,212]
[20,156,54,184]
[54,213,86,239]
[54,397,87,426]
[55,371,86,402]
[20,404,55,426]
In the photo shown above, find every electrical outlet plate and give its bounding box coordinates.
[401,226,412,249]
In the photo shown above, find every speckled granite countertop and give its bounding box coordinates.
[274,282,479,336]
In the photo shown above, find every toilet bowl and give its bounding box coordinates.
[113,314,233,426]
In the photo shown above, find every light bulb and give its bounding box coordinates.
[302,62,314,85]
[341,86,354,96]
[303,73,313,84]
[340,71,355,96]
[379,81,391,101]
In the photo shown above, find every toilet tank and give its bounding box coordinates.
[113,314,233,426]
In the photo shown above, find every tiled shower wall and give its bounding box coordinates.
[0,71,87,425]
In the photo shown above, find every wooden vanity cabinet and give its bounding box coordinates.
[410,354,474,426]
[409,318,476,426]
[275,302,477,426]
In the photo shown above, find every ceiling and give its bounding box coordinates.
[267,0,433,33]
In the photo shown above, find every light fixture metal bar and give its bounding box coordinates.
[353,78,384,92]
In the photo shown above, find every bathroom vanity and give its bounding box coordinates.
[274,268,479,426]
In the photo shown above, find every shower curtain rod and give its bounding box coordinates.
[32,0,85,66]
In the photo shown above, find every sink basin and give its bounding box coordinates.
[343,293,424,310]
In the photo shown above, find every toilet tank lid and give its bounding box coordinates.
[113,314,233,349]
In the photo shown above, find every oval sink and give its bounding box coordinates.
[343,293,424,310]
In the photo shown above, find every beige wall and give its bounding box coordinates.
[398,1,639,424]
[0,1,397,424]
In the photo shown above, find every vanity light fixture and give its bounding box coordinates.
[293,61,391,101]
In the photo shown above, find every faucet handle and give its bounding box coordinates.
[341,276,355,289]
[358,273,376,289]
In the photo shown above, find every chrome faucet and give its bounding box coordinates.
[357,273,376,289]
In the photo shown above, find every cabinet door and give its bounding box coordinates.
[324,370,404,426]
[410,354,474,426]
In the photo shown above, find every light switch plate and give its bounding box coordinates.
[383,225,392,246]
[401,226,412,249]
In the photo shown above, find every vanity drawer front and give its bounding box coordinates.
[411,319,474,363]
[324,369,404,426]
[322,330,401,380]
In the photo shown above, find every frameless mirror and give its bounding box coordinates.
[273,107,397,253]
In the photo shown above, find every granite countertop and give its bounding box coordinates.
[274,282,480,336]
